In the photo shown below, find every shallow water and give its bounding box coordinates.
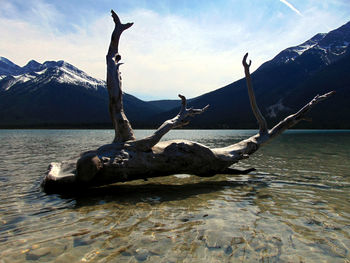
[0,129,349,262]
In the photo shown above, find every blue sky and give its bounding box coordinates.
[1,0,349,100]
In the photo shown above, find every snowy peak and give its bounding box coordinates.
[54,61,105,87]
[0,57,105,92]
[272,33,326,64]
[0,56,17,66]
[40,60,105,87]
[42,60,64,69]
[274,33,326,63]
[293,33,326,55]
[0,57,22,75]
[297,33,326,54]
[270,21,350,65]
[22,60,42,73]
[316,21,350,57]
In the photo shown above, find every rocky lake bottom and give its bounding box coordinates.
[0,129,349,262]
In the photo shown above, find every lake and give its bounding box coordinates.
[0,129,349,262]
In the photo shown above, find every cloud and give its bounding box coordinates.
[0,6,260,100]
[279,0,302,16]
[1,1,349,100]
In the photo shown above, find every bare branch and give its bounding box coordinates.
[214,91,336,163]
[242,53,268,134]
[106,10,135,143]
[131,95,209,151]
[268,91,336,139]
[107,10,134,60]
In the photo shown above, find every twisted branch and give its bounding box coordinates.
[242,53,268,134]
[132,95,209,151]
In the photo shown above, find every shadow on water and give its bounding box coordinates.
[55,175,270,208]
[43,169,345,209]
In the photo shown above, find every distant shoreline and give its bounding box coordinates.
[1,125,349,130]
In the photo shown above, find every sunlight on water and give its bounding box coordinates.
[0,129,349,262]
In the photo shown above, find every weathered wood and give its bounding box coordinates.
[132,95,209,152]
[41,10,335,193]
[106,10,135,143]
[243,53,268,134]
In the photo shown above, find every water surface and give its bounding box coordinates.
[0,129,349,262]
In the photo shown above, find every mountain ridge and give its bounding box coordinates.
[1,20,349,128]
[0,57,162,128]
[150,20,350,129]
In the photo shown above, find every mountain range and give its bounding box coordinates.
[0,58,161,128]
[1,21,349,129]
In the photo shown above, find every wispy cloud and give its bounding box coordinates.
[279,0,302,16]
[1,0,349,100]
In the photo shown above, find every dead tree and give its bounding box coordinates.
[42,10,335,192]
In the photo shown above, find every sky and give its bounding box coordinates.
[0,0,349,100]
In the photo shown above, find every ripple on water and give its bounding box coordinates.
[0,130,350,262]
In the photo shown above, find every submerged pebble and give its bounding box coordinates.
[135,248,149,261]
[26,247,51,260]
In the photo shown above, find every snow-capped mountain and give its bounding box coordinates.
[21,60,42,73]
[0,58,161,127]
[272,33,326,64]
[269,21,350,66]
[0,59,105,92]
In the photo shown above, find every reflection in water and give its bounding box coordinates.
[0,129,349,262]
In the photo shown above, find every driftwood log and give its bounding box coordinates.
[42,10,335,192]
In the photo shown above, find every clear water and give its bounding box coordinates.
[0,129,349,262]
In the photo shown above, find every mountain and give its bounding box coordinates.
[152,21,350,129]
[147,99,181,112]
[1,21,349,129]
[0,59,161,128]
[0,57,23,76]
[21,60,43,73]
